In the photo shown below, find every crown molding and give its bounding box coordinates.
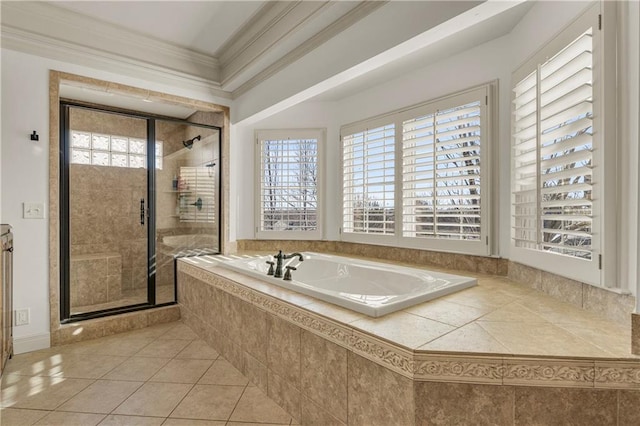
[220,1,333,88]
[1,1,390,103]
[1,26,232,100]
[231,0,388,98]
[217,1,297,67]
[1,2,221,84]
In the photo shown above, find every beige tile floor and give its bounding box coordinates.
[1,322,297,426]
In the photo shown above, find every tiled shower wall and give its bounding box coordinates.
[70,164,148,294]
[68,109,222,297]
[69,108,149,297]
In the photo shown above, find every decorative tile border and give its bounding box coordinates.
[594,361,640,389]
[414,354,503,384]
[178,261,640,389]
[502,358,594,388]
[350,330,415,378]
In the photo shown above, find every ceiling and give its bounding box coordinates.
[2,1,534,118]
[310,1,532,102]
[51,1,267,58]
[1,1,381,96]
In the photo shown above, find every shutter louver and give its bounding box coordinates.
[259,138,318,232]
[342,125,395,234]
[402,101,482,240]
[178,167,216,223]
[512,28,593,260]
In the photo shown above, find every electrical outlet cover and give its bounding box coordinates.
[15,309,30,326]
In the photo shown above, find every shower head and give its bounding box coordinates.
[183,135,201,149]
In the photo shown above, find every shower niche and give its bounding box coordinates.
[60,100,221,321]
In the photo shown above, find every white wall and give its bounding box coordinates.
[231,1,482,124]
[234,0,630,268]
[0,48,230,350]
[235,33,514,255]
[3,0,638,350]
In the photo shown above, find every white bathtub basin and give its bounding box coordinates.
[213,252,476,317]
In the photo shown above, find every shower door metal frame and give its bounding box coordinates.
[59,101,222,323]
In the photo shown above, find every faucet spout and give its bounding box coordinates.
[284,252,304,262]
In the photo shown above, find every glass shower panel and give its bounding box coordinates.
[155,121,220,303]
[68,107,149,315]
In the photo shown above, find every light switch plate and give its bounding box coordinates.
[23,202,45,219]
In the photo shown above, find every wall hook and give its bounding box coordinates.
[30,131,39,141]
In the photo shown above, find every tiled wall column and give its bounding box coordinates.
[633,313,640,355]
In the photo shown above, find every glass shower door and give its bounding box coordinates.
[66,105,150,315]
[154,120,220,303]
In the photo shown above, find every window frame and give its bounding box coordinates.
[509,3,614,287]
[254,128,325,240]
[339,84,494,256]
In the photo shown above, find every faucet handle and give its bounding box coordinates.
[266,260,275,276]
[283,265,297,281]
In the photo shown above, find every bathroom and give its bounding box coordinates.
[1,0,640,424]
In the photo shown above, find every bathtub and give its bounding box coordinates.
[210,252,476,317]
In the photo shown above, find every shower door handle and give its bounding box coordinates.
[140,199,145,226]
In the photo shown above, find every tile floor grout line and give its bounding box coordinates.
[163,381,198,421]
[104,331,167,417]
[226,381,251,423]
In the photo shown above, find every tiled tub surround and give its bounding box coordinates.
[178,257,640,425]
[237,239,508,276]
[238,240,636,327]
[218,253,477,317]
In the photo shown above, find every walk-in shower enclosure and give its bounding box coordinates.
[59,101,221,321]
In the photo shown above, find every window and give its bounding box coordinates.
[340,86,491,255]
[511,4,605,285]
[402,99,482,241]
[256,129,323,239]
[70,130,163,169]
[342,124,395,235]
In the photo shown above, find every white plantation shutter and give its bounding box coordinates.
[511,3,605,286]
[255,129,323,239]
[539,28,593,259]
[342,124,395,234]
[339,85,492,254]
[513,69,539,251]
[402,100,482,241]
[178,167,216,223]
[513,28,594,260]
